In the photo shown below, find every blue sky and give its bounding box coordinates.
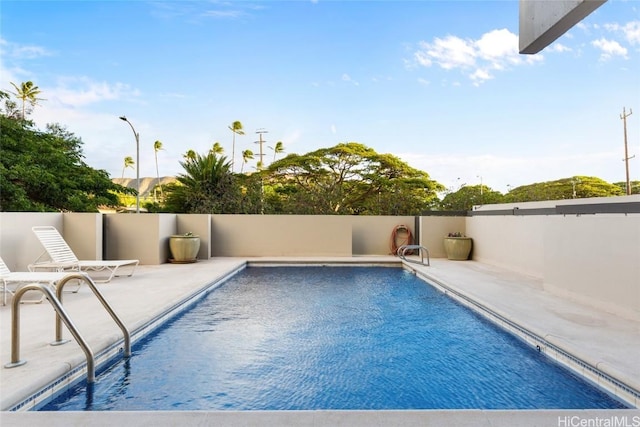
[1,0,639,193]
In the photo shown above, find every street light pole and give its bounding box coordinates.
[119,116,140,213]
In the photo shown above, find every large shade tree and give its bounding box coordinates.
[0,90,20,119]
[613,181,640,195]
[505,176,623,202]
[1,116,133,212]
[263,142,444,215]
[439,185,505,211]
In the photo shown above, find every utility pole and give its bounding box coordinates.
[254,129,268,170]
[254,128,268,214]
[621,107,634,195]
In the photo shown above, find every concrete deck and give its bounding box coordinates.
[1,257,639,426]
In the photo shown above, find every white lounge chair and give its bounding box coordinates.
[29,226,139,283]
[0,256,85,305]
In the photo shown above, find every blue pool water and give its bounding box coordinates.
[41,267,627,410]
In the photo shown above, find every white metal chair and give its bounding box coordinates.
[0,256,84,305]
[29,226,139,283]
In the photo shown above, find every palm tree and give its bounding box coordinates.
[210,142,224,155]
[164,152,235,213]
[9,81,45,119]
[153,140,165,201]
[241,149,254,173]
[122,156,135,179]
[270,141,285,162]
[183,149,197,161]
[228,120,244,173]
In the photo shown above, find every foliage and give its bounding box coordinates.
[163,151,239,213]
[9,81,45,119]
[122,156,134,179]
[210,142,224,155]
[153,140,165,201]
[270,141,285,162]
[439,185,505,211]
[612,181,640,195]
[236,172,265,214]
[241,149,254,173]
[228,120,244,172]
[504,176,623,202]
[263,142,444,215]
[0,90,20,119]
[0,116,133,212]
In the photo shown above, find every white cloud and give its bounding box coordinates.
[46,77,139,107]
[330,124,336,134]
[591,38,628,60]
[341,73,359,86]
[201,10,245,19]
[399,151,623,193]
[623,21,640,45]
[605,20,640,45]
[417,78,430,86]
[575,22,589,32]
[469,68,492,86]
[547,43,572,53]
[0,37,53,60]
[475,29,517,62]
[412,29,542,86]
[416,35,476,70]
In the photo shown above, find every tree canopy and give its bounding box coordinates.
[263,142,444,215]
[439,185,505,211]
[612,181,640,195]
[163,152,239,213]
[0,116,133,212]
[504,176,623,202]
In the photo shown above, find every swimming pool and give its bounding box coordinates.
[41,267,627,410]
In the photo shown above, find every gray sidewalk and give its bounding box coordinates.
[1,257,638,426]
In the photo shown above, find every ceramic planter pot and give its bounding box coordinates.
[169,235,200,263]
[444,237,472,260]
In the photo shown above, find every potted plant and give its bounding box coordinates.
[443,232,472,260]
[169,232,200,263]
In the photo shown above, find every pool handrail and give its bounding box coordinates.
[4,273,131,384]
[52,273,131,358]
[4,283,96,382]
[397,244,430,266]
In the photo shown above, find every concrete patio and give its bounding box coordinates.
[1,257,639,426]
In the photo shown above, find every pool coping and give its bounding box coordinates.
[1,257,639,426]
[406,264,640,408]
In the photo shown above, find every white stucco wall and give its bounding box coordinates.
[105,213,176,265]
[63,213,103,261]
[543,214,640,320]
[0,212,63,271]
[176,214,212,260]
[466,215,545,277]
[420,216,467,258]
[464,210,639,320]
[211,215,353,257]
[1,204,637,318]
[351,216,416,255]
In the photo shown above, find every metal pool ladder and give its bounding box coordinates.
[397,245,430,266]
[4,273,131,383]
